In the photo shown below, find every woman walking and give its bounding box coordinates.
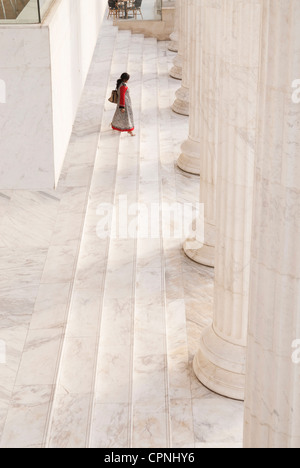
[111,73,135,136]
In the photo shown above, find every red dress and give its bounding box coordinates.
[112,83,135,132]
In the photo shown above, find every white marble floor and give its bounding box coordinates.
[0,20,244,448]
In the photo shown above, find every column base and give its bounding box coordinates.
[169,54,182,80]
[193,325,246,401]
[184,221,215,267]
[170,65,182,80]
[183,238,215,268]
[172,85,189,116]
[177,137,201,175]
[168,33,178,52]
[168,41,178,53]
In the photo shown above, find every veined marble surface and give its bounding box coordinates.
[0,20,243,448]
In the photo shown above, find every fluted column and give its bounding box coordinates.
[168,0,179,52]
[244,0,300,448]
[177,0,201,175]
[182,0,222,262]
[172,0,190,115]
[193,0,262,400]
[169,0,182,80]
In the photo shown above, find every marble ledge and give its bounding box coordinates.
[47,392,92,449]
[0,384,54,449]
[132,354,167,406]
[40,242,79,285]
[15,328,64,387]
[90,402,130,449]
[134,327,166,358]
[56,335,98,395]
[66,290,103,338]
[95,345,132,405]
[169,398,195,448]
[29,282,71,331]
[132,400,169,449]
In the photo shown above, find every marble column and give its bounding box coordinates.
[177,0,201,175]
[244,0,300,448]
[169,0,182,80]
[182,0,222,263]
[172,0,190,116]
[168,0,179,53]
[193,0,262,400]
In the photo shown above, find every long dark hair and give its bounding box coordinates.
[116,72,130,90]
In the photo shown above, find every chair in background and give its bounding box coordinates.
[124,0,135,19]
[126,0,143,20]
[116,0,126,19]
[107,0,118,19]
[133,0,143,19]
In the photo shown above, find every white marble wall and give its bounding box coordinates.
[0,0,106,189]
[0,26,53,189]
[47,0,106,186]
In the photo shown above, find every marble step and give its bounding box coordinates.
[130,37,171,449]
[46,30,142,449]
[89,33,145,449]
[0,23,120,449]
[157,41,194,448]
